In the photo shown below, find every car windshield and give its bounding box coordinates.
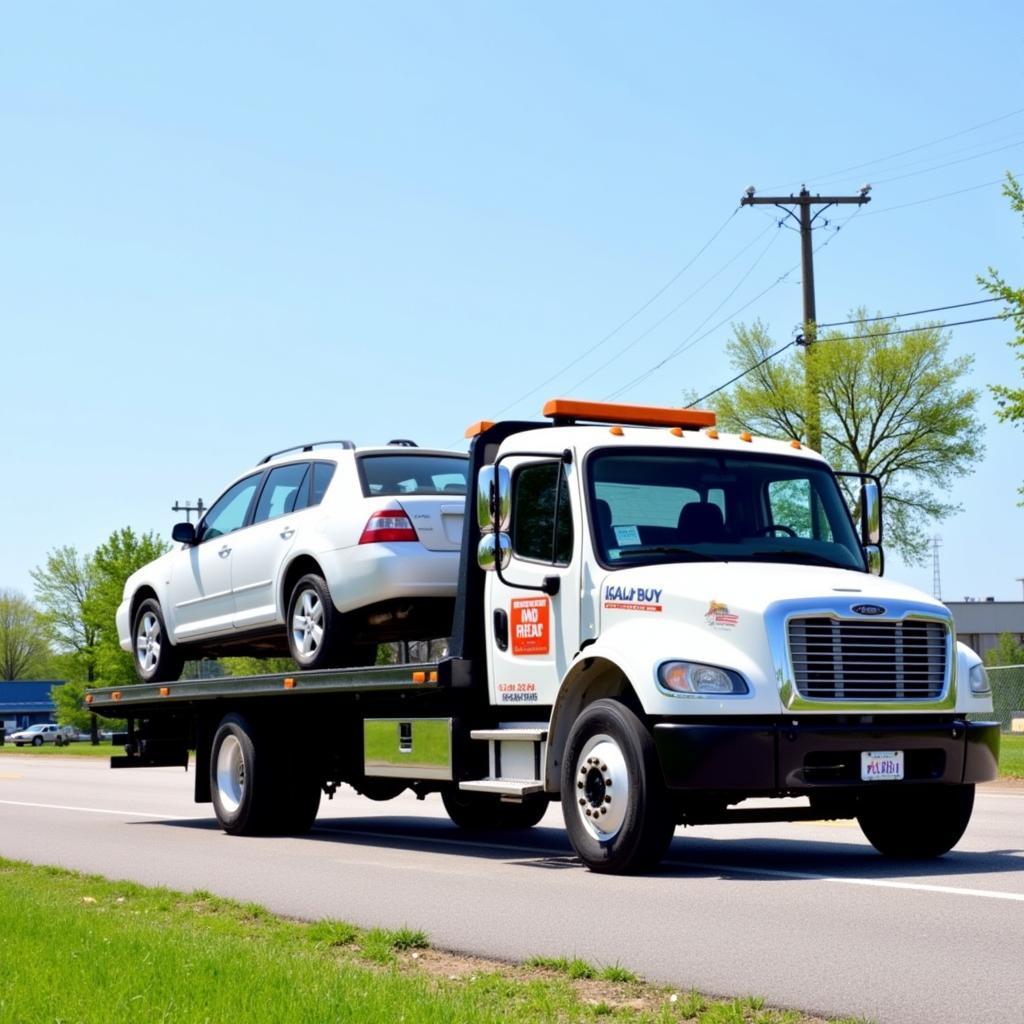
[588,448,865,572]
[25,725,45,732]
[358,454,469,496]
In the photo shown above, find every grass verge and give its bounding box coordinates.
[0,741,120,757]
[999,733,1024,779]
[0,858,863,1024]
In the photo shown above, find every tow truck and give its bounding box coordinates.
[86,399,999,873]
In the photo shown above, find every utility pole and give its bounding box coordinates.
[740,185,871,451]
[172,499,206,523]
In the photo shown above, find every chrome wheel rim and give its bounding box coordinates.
[216,734,245,814]
[292,588,324,661]
[573,733,629,841]
[135,610,162,674]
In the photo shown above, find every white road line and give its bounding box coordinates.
[4,801,1022,904]
[668,859,1024,903]
[0,799,187,820]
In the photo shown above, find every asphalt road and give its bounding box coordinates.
[1,753,1022,1024]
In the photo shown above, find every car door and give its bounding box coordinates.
[485,457,581,710]
[231,461,311,629]
[168,473,262,641]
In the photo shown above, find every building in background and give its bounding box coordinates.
[0,681,60,733]
[945,602,1024,661]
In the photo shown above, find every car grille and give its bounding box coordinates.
[787,616,948,701]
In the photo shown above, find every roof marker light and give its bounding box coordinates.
[464,420,496,439]
[706,428,719,440]
[609,426,624,436]
[740,431,752,442]
[790,439,802,449]
[670,427,683,437]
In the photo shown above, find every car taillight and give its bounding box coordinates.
[359,508,418,544]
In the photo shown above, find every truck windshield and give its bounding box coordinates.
[587,448,865,572]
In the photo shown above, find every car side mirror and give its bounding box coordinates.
[172,522,197,545]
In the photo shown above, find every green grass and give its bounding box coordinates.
[0,858,852,1024]
[999,733,1024,778]
[0,740,118,756]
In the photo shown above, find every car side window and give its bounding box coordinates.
[199,475,261,541]
[310,462,336,507]
[253,463,310,524]
[512,462,574,565]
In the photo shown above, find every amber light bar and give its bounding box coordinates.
[542,398,716,429]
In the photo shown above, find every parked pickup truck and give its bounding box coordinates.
[86,399,998,874]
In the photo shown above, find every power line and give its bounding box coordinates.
[691,313,1008,407]
[557,220,778,396]
[760,106,1024,193]
[817,297,1004,330]
[490,206,741,418]
[869,138,1024,186]
[858,176,1013,217]
[605,211,866,403]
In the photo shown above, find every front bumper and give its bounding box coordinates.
[653,718,1000,792]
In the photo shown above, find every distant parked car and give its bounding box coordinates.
[8,723,67,747]
[116,441,469,682]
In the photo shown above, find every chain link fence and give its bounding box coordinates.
[984,665,1024,732]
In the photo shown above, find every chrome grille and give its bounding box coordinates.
[787,616,948,701]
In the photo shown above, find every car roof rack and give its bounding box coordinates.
[386,439,418,447]
[257,440,356,465]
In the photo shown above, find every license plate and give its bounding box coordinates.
[861,750,904,781]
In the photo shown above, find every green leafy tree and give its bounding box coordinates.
[979,172,1024,497]
[715,314,983,563]
[222,656,298,676]
[984,632,1024,667]
[0,589,52,680]
[30,546,98,682]
[88,528,170,685]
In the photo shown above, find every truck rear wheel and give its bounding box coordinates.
[210,714,321,836]
[442,789,549,830]
[857,783,975,858]
[561,699,675,874]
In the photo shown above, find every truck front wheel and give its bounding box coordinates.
[561,699,675,874]
[857,783,975,858]
[210,714,321,836]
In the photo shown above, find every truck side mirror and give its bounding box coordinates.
[477,533,512,572]
[864,544,883,576]
[476,465,511,534]
[861,481,881,545]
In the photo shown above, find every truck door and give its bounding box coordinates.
[485,456,581,710]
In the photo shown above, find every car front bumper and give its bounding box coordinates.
[652,718,1000,792]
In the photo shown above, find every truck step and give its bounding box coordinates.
[458,777,545,797]
[470,727,548,743]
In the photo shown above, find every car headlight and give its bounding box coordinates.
[658,661,749,695]
[969,662,991,695]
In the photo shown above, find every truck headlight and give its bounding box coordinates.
[658,661,749,695]
[969,663,991,695]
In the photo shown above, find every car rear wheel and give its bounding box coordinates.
[286,573,344,670]
[132,598,184,683]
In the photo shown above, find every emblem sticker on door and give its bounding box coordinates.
[511,597,550,656]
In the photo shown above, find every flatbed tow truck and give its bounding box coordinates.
[87,400,999,873]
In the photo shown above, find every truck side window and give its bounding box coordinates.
[512,462,573,565]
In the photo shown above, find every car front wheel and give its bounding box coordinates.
[32,736,43,747]
[132,598,184,683]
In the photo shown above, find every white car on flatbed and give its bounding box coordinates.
[117,441,468,681]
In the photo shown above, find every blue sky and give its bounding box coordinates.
[1,2,1022,603]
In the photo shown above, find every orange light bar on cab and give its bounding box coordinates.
[542,398,715,429]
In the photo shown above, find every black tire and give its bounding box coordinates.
[210,713,321,836]
[132,598,184,683]
[442,788,549,830]
[54,736,63,747]
[286,573,344,670]
[561,698,675,874]
[32,736,43,747]
[857,784,975,858]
